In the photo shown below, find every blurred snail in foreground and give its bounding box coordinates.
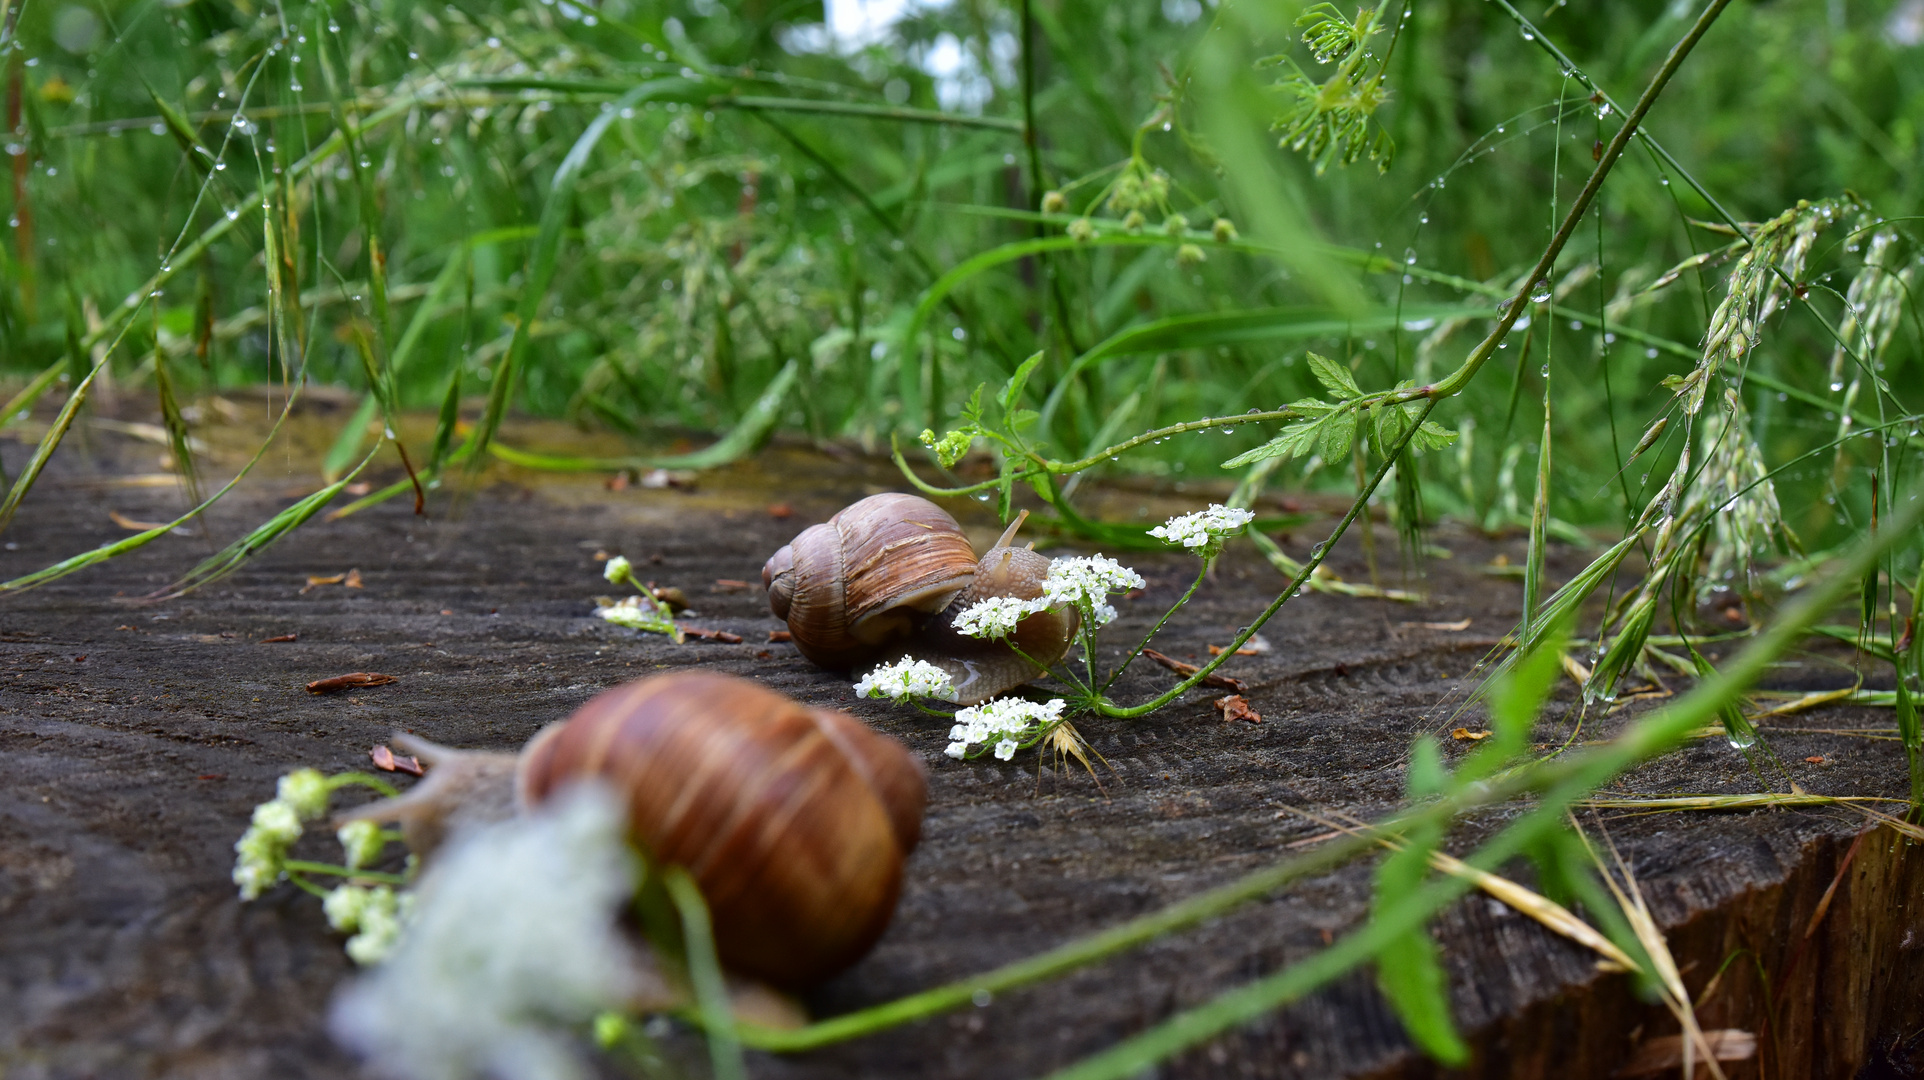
[338,670,926,989]
[763,493,1078,704]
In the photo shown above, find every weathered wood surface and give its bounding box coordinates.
[2,419,1917,1079]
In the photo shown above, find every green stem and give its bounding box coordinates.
[1102,557,1212,694]
[1096,400,1437,718]
[664,868,747,1080]
[282,860,410,885]
[326,772,402,799]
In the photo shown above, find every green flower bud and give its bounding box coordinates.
[1177,243,1206,267]
[919,428,974,468]
[1144,171,1170,202]
[602,555,634,587]
[1066,217,1096,243]
[1122,210,1146,234]
[1163,214,1187,237]
[1212,217,1238,243]
[1040,190,1066,214]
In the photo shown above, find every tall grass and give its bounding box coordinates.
[3,0,1922,1072]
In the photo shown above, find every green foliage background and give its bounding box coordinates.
[1,0,1917,548]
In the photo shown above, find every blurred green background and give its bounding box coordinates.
[0,0,1918,542]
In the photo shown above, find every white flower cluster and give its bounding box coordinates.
[596,594,679,638]
[324,884,412,965]
[1148,504,1256,551]
[951,595,1043,640]
[946,697,1067,760]
[232,768,332,900]
[330,785,651,1080]
[1040,554,1144,627]
[854,658,956,701]
[337,819,388,871]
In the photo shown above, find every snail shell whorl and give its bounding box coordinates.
[516,671,927,988]
[764,493,977,670]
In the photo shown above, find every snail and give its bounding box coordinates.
[763,493,1078,704]
[337,670,927,989]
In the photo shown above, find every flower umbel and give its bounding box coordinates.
[854,658,956,701]
[951,595,1046,640]
[946,697,1068,759]
[1148,504,1256,553]
[324,884,411,966]
[1041,555,1144,628]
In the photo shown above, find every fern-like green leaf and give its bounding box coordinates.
[1308,352,1362,400]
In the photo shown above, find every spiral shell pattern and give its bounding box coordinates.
[516,671,927,987]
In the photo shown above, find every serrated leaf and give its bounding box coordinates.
[1007,408,1039,431]
[1001,352,1044,414]
[1373,404,1408,451]
[1308,352,1362,400]
[960,384,988,426]
[1221,418,1323,469]
[1409,420,1458,453]
[1319,408,1357,460]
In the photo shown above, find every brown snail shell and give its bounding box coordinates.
[765,495,1080,704]
[763,492,978,670]
[338,671,926,989]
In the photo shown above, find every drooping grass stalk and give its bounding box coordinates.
[1032,486,1917,1079]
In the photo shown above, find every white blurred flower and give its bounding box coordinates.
[854,657,956,701]
[1148,504,1255,551]
[233,798,304,900]
[595,595,678,638]
[944,697,1066,759]
[330,784,647,1080]
[951,595,1045,639]
[277,768,332,820]
[602,555,633,585]
[1041,555,1144,627]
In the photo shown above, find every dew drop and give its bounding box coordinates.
[1830,381,1844,392]
[1725,729,1756,751]
[1529,282,1552,304]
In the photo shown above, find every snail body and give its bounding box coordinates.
[763,494,1077,704]
[339,670,926,989]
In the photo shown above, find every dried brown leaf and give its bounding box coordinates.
[306,672,398,694]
